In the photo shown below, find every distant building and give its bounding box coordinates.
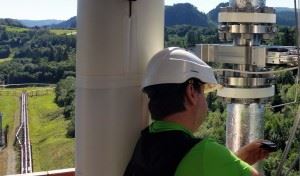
[267,46,299,66]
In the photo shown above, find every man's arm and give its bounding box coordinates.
[250,167,260,176]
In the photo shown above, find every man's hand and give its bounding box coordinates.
[235,140,271,165]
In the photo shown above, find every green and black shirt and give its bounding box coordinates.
[124,121,252,176]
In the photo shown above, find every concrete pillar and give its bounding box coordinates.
[76,0,164,175]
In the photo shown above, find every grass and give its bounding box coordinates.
[0,96,19,133]
[0,57,12,64]
[28,91,74,171]
[3,25,28,33]
[0,52,15,65]
[0,87,55,97]
[50,29,76,35]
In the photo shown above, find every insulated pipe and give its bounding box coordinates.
[226,103,264,152]
[226,103,265,171]
[76,0,164,175]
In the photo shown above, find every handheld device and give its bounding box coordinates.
[260,140,278,152]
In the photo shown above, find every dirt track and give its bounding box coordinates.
[0,108,20,175]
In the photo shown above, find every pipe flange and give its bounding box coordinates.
[225,24,276,34]
[220,6,275,13]
[217,86,275,99]
[225,77,272,88]
[219,12,276,23]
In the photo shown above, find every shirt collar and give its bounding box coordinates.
[149,120,194,137]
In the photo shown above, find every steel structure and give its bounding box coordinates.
[197,0,276,154]
[195,0,279,172]
[195,0,300,173]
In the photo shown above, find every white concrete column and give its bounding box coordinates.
[76,0,164,175]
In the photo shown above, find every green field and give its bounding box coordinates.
[3,25,28,33]
[0,57,12,64]
[50,29,76,35]
[0,95,19,133]
[28,91,74,171]
[0,87,55,97]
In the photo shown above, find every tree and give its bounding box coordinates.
[0,45,10,58]
[187,31,197,47]
[55,76,75,138]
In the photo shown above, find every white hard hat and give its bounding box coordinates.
[142,47,220,93]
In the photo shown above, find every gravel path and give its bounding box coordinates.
[0,108,20,175]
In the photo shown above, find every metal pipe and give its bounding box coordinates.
[76,0,164,175]
[226,103,264,152]
[226,103,265,172]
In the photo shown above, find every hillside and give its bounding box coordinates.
[20,19,63,27]
[46,4,296,29]
[48,3,209,28]
[50,17,76,29]
[276,9,296,26]
[0,25,76,83]
[207,2,229,23]
[0,19,24,28]
[165,3,208,27]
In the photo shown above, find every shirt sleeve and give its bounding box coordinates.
[175,138,252,176]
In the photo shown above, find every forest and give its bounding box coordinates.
[0,25,75,137]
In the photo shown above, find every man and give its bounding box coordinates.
[124,47,269,176]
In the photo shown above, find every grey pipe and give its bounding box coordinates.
[226,103,264,152]
[226,103,265,173]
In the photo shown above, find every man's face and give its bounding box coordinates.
[194,85,208,129]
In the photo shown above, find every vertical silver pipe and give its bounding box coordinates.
[226,103,264,152]
[226,103,265,172]
[76,0,164,175]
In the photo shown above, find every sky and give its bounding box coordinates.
[0,0,294,20]
[0,0,77,20]
[165,0,294,13]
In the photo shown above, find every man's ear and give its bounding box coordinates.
[185,84,198,107]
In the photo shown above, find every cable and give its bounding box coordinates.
[270,0,300,109]
[214,67,298,75]
[276,105,300,176]
[284,141,300,176]
[214,67,299,109]
[271,75,299,109]
[297,0,300,85]
[285,155,299,175]
[275,4,300,174]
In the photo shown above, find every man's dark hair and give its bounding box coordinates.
[143,78,202,120]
